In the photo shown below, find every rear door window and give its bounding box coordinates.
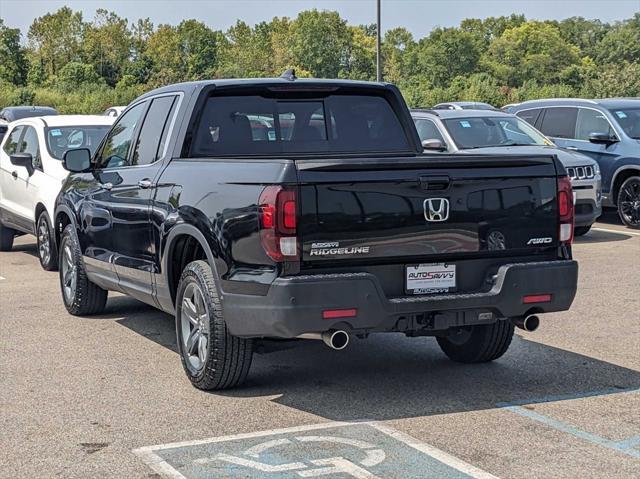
[190,94,409,156]
[131,95,178,166]
[538,107,578,139]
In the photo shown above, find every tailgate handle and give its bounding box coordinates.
[419,175,450,190]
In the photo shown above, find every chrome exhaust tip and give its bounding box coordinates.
[512,315,540,332]
[322,330,350,350]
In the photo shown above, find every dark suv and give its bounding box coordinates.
[505,99,640,228]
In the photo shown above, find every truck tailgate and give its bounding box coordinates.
[297,155,560,264]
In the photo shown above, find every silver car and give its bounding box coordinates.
[412,108,602,235]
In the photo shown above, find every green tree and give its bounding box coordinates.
[82,9,132,86]
[0,19,27,85]
[382,27,414,84]
[483,21,580,86]
[27,7,84,80]
[56,61,104,91]
[595,14,640,65]
[289,10,351,78]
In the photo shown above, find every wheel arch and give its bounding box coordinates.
[610,164,640,205]
[162,224,222,308]
[53,206,76,249]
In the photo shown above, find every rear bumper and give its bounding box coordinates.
[222,260,578,338]
[574,198,602,227]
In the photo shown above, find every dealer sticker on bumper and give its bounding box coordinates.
[406,263,456,295]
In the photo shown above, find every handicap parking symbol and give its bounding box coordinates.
[134,422,498,479]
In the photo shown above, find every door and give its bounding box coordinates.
[569,108,621,193]
[85,95,178,302]
[537,107,578,151]
[0,125,43,232]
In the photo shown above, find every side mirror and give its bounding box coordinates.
[589,132,618,145]
[63,148,92,173]
[9,152,34,175]
[422,139,447,152]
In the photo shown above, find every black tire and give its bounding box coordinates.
[36,212,58,271]
[59,224,107,315]
[0,223,15,251]
[617,176,640,229]
[437,320,515,363]
[574,225,591,237]
[176,260,253,390]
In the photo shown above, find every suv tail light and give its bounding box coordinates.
[557,175,574,245]
[258,186,298,262]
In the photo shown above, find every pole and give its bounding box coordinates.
[376,0,382,82]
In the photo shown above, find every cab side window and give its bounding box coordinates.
[95,102,146,169]
[538,107,578,139]
[20,126,42,170]
[516,108,542,127]
[3,125,24,155]
[575,108,615,140]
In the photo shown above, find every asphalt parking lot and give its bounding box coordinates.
[1,210,639,479]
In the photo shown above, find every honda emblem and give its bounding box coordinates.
[424,198,450,222]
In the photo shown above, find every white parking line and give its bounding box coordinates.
[592,227,640,236]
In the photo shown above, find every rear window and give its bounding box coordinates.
[190,94,409,156]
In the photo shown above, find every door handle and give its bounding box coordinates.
[11,171,18,179]
[419,175,450,190]
[565,146,578,151]
[138,179,153,189]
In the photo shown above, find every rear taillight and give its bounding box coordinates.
[258,186,298,262]
[557,175,574,245]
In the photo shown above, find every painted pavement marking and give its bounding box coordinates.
[498,387,640,459]
[133,421,499,479]
[592,227,640,237]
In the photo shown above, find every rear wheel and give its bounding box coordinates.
[617,176,640,229]
[59,225,107,315]
[437,320,514,363]
[176,260,253,390]
[37,212,58,270]
[0,223,15,251]
[574,225,591,237]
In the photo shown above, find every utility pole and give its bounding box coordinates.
[376,0,382,82]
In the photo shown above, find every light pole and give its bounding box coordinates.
[376,0,382,82]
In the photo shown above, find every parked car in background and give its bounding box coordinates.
[433,101,496,111]
[55,77,577,390]
[0,115,115,269]
[0,106,58,122]
[505,98,640,229]
[412,109,602,235]
[103,106,126,117]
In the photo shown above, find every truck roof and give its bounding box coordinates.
[137,77,391,100]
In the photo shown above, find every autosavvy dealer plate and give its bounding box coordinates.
[406,263,456,295]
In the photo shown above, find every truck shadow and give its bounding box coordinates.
[574,228,633,244]
[112,295,640,421]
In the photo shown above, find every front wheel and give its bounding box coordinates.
[176,260,253,390]
[617,176,640,229]
[436,320,514,363]
[59,225,107,315]
[37,212,58,270]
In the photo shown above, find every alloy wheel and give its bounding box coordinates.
[61,243,77,303]
[180,282,210,372]
[37,218,51,265]
[619,178,640,227]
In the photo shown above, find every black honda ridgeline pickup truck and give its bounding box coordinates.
[55,75,578,390]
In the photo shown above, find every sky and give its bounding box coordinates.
[1,0,638,37]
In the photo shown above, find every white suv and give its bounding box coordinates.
[0,115,114,269]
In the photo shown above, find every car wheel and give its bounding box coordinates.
[37,212,58,270]
[0,223,15,251]
[436,320,514,363]
[617,176,640,229]
[574,225,591,236]
[59,224,107,315]
[176,260,253,390]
